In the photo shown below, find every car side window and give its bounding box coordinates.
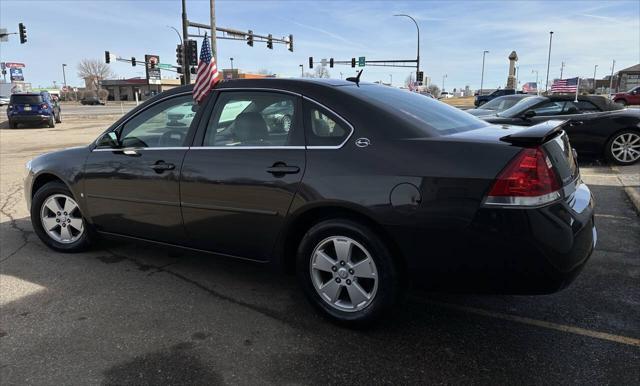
[573,100,600,112]
[303,101,350,147]
[115,94,196,148]
[203,91,298,147]
[531,101,566,116]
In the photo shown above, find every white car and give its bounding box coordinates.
[438,92,453,99]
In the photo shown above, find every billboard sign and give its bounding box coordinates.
[145,54,161,85]
[10,68,24,81]
[5,62,26,69]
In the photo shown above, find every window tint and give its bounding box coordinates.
[204,91,298,147]
[11,95,43,104]
[573,100,600,112]
[117,94,196,148]
[305,103,349,147]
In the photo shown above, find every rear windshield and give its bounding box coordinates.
[11,95,43,104]
[350,85,489,136]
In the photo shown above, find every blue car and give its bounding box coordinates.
[7,91,61,129]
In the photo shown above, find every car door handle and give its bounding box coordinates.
[151,161,175,173]
[569,121,584,126]
[266,164,300,175]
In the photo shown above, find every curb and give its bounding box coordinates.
[624,186,640,215]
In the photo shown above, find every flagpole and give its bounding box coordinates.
[210,0,217,61]
[575,78,580,102]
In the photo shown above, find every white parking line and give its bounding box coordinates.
[427,300,640,347]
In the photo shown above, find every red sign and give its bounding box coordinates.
[4,62,25,69]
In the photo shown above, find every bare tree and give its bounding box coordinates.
[428,84,441,96]
[314,66,330,79]
[77,59,114,90]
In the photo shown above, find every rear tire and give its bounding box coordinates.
[296,218,401,327]
[31,181,92,252]
[9,120,18,129]
[605,130,640,165]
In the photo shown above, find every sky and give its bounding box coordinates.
[1,0,639,90]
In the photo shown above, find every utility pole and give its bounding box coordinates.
[299,64,303,77]
[394,14,420,84]
[181,0,190,84]
[545,31,553,93]
[62,64,67,89]
[560,61,565,80]
[210,0,217,61]
[442,74,447,92]
[480,50,489,95]
[230,57,234,71]
[609,59,616,95]
[593,64,598,93]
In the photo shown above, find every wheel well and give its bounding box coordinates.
[281,206,407,276]
[31,174,65,198]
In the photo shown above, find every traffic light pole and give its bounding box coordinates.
[181,0,191,84]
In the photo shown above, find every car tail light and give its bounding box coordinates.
[484,147,562,207]
[40,103,48,110]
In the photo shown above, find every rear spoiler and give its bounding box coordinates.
[500,120,568,146]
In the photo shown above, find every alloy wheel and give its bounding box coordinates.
[40,194,85,244]
[611,132,640,163]
[309,236,378,312]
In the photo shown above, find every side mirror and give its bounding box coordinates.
[523,110,536,119]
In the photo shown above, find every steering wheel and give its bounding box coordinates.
[159,129,186,147]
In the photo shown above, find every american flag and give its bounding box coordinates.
[550,77,579,93]
[522,82,537,93]
[193,33,220,103]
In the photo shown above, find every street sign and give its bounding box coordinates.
[10,68,24,81]
[145,54,161,85]
[158,63,174,70]
[358,56,365,67]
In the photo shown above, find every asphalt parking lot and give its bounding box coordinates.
[1,114,639,384]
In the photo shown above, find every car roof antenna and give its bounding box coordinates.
[346,70,363,86]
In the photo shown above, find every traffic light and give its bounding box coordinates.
[351,58,356,68]
[329,58,334,68]
[187,40,198,66]
[176,67,183,74]
[417,71,424,82]
[247,30,254,47]
[287,34,293,52]
[267,34,273,49]
[131,57,136,67]
[105,51,111,64]
[190,67,197,74]
[18,23,27,44]
[176,44,183,65]
[309,57,313,69]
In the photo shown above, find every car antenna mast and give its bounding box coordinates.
[346,70,363,86]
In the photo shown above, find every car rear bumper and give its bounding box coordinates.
[9,114,51,122]
[390,182,596,294]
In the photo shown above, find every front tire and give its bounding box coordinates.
[605,130,640,165]
[31,181,91,252]
[296,219,401,327]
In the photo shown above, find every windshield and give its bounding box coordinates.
[479,96,525,111]
[498,96,546,117]
[11,95,43,104]
[349,85,489,136]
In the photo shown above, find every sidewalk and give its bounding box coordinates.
[612,164,640,214]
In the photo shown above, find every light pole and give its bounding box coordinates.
[609,60,616,95]
[593,64,598,92]
[394,14,420,84]
[560,61,565,80]
[532,69,539,95]
[299,64,303,77]
[230,57,234,71]
[545,31,553,93]
[515,65,520,91]
[480,50,489,95]
[62,64,67,90]
[442,74,447,92]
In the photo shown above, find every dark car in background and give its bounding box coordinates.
[474,88,524,107]
[24,79,595,325]
[612,86,640,106]
[7,92,61,128]
[81,96,105,105]
[466,94,530,116]
[480,95,639,164]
